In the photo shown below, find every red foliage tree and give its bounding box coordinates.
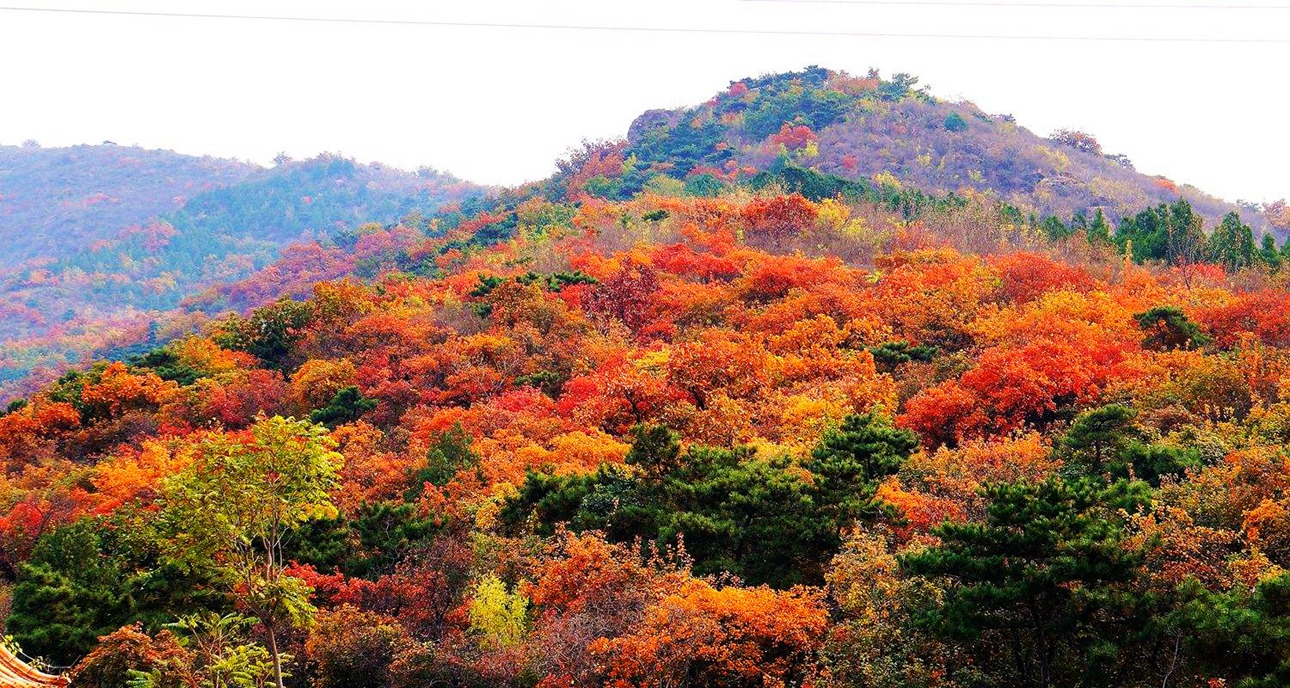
[741,195,818,246]
[584,261,662,336]
[769,123,817,151]
[989,252,1096,304]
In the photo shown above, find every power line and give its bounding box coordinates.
[0,4,1287,43]
[741,0,1290,8]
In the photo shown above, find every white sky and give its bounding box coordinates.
[0,0,1287,203]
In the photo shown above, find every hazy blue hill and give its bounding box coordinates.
[0,143,258,267]
[0,150,485,397]
[1,152,483,332]
[172,153,475,244]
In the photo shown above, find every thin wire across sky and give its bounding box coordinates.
[740,0,1290,9]
[0,4,1287,44]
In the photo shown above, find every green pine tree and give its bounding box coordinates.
[806,412,919,535]
[901,478,1147,687]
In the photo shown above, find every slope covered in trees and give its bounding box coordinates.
[4,67,1290,688]
[3,170,1290,687]
[0,150,484,400]
[7,68,1287,404]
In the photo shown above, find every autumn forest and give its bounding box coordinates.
[3,68,1290,688]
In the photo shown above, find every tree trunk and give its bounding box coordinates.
[266,622,285,688]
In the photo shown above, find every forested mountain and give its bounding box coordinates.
[607,67,1274,231]
[0,143,257,267]
[0,149,485,398]
[4,67,1290,688]
[7,69,1289,404]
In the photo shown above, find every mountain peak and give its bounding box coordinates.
[601,65,1260,232]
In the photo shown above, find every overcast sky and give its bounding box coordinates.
[1,0,1287,203]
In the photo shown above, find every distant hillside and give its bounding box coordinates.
[6,154,483,319]
[0,148,486,395]
[0,143,258,267]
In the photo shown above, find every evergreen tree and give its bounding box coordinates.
[1070,209,1089,234]
[623,422,684,478]
[1115,200,1205,265]
[1179,572,1290,686]
[901,478,1147,688]
[1062,404,1136,475]
[665,450,836,587]
[502,424,841,587]
[1208,212,1257,270]
[1134,306,1210,351]
[405,423,480,500]
[1261,232,1282,271]
[868,340,937,373]
[1113,442,1201,487]
[1041,215,1071,240]
[213,297,314,371]
[308,385,377,428]
[7,517,220,665]
[806,412,919,534]
[1086,209,1112,246]
[8,522,128,664]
